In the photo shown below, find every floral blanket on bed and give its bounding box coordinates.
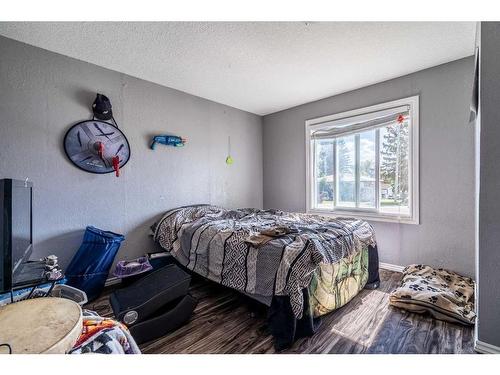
[308,244,369,317]
[153,205,376,319]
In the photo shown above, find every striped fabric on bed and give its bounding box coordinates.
[153,205,376,318]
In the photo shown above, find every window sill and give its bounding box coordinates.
[307,209,419,225]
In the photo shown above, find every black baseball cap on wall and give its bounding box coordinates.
[92,93,113,120]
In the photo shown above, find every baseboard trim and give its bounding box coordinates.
[475,340,500,354]
[104,276,122,287]
[379,262,405,273]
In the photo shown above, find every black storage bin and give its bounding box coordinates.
[129,294,198,344]
[109,264,192,325]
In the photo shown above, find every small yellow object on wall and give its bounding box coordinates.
[226,136,234,165]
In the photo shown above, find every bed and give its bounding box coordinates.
[152,205,380,349]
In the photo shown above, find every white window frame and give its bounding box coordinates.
[305,96,419,224]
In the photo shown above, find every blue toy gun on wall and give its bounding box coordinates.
[150,135,187,150]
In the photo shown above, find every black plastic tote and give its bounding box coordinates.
[65,226,125,301]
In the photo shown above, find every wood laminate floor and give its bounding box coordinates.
[87,269,475,354]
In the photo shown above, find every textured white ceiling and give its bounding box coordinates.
[0,22,476,115]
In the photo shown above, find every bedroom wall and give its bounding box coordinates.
[263,56,475,277]
[477,22,500,349]
[0,36,263,269]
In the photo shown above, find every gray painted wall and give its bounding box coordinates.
[0,36,263,269]
[478,22,500,348]
[263,57,475,277]
[0,35,477,289]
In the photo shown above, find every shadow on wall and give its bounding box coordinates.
[31,213,168,270]
[118,214,167,260]
[69,88,99,112]
[32,229,85,269]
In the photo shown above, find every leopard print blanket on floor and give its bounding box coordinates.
[389,264,476,325]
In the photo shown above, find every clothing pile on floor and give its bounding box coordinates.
[389,264,476,325]
[69,310,141,354]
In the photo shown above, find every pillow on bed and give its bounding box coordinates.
[389,264,475,325]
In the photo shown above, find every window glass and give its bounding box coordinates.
[314,139,334,209]
[336,135,355,207]
[379,121,410,215]
[359,130,376,208]
[307,97,418,223]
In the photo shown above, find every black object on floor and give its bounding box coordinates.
[110,264,192,323]
[109,264,197,344]
[129,294,198,344]
[365,244,381,289]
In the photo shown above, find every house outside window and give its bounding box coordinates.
[305,96,419,224]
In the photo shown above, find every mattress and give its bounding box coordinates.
[153,205,377,319]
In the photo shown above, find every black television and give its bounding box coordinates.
[0,178,33,293]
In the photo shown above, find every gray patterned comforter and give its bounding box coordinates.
[153,205,376,318]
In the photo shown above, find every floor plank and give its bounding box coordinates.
[86,269,475,354]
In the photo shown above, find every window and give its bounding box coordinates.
[306,96,419,224]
